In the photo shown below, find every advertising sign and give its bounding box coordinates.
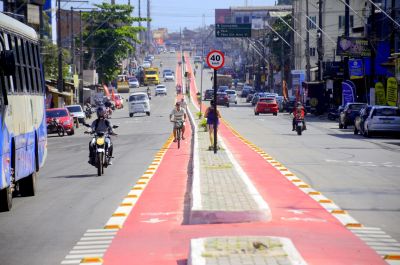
[375,82,386,105]
[336,37,371,57]
[342,81,355,105]
[348,59,363,79]
[386,77,398,106]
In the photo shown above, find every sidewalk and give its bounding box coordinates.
[75,53,392,265]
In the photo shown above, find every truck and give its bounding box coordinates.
[143,67,160,86]
[216,74,232,88]
[117,75,130,93]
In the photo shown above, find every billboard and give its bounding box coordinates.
[215,9,231,24]
[336,37,371,57]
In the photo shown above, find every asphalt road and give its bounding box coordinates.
[0,54,177,265]
[195,63,400,242]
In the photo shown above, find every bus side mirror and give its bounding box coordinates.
[0,50,16,76]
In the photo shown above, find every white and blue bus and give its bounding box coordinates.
[0,13,47,211]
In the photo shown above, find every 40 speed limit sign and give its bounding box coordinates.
[206,50,225,70]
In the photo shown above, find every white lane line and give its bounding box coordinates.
[76,240,112,245]
[83,232,117,237]
[73,245,110,250]
[80,236,114,241]
[61,260,81,264]
[69,249,107,254]
[65,254,104,259]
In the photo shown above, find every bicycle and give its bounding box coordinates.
[174,120,184,149]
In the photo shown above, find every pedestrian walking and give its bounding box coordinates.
[204,100,221,150]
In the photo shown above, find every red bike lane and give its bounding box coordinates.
[101,53,386,264]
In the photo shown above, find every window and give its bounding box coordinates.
[35,45,43,94]
[28,42,37,93]
[309,47,316,56]
[236,17,242,24]
[22,40,32,93]
[14,36,25,92]
[308,16,317,29]
[243,16,250,23]
[338,15,354,29]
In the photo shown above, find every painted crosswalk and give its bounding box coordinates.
[60,229,118,265]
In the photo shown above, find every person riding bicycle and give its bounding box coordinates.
[292,102,306,131]
[88,107,115,165]
[169,102,187,142]
[176,84,182,95]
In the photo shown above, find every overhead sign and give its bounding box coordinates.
[215,24,251,38]
[206,50,225,70]
[386,77,398,106]
[336,37,371,57]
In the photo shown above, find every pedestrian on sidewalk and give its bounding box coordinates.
[204,100,221,150]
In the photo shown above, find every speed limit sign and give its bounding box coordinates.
[206,50,225,70]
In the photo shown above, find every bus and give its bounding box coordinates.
[0,13,47,211]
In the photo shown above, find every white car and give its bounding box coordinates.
[169,48,176,53]
[142,61,151,68]
[128,77,139,88]
[225,89,238,104]
[66,104,85,123]
[164,72,175,81]
[363,106,400,137]
[128,92,150,117]
[155,84,167,96]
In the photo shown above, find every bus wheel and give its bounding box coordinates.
[0,186,12,211]
[18,172,36,197]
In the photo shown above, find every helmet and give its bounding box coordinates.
[96,107,105,118]
[297,102,302,106]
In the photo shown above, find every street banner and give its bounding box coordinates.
[396,58,400,82]
[348,59,363,79]
[386,77,398,106]
[73,74,79,88]
[103,84,110,97]
[375,82,386,105]
[342,80,355,105]
[282,80,288,100]
[336,36,371,57]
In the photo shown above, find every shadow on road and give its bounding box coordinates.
[52,174,98,179]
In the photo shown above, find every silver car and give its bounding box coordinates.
[225,89,238,104]
[363,106,400,137]
[66,105,85,123]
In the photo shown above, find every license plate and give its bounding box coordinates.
[264,108,270,111]
[383,121,391,124]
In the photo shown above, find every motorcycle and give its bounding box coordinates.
[295,116,306,136]
[105,107,112,119]
[85,105,93,119]
[147,90,152,100]
[47,118,65,137]
[85,125,118,176]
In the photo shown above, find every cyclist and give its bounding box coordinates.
[169,102,187,142]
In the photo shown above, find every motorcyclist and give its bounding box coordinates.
[146,87,151,97]
[292,102,306,131]
[88,107,115,165]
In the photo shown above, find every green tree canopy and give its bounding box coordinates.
[82,3,147,83]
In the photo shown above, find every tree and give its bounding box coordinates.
[82,3,147,83]
[42,39,71,80]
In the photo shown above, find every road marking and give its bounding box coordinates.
[141,218,167,224]
[221,118,400,262]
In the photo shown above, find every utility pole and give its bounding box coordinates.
[147,0,150,50]
[79,10,84,105]
[70,7,75,68]
[343,0,350,80]
[200,14,205,115]
[317,0,324,81]
[305,0,311,81]
[57,0,63,92]
[369,2,376,89]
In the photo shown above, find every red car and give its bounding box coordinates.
[46,108,75,135]
[254,97,278,116]
[113,94,124,109]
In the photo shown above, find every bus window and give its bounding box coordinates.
[26,41,36,93]
[30,42,38,93]
[15,37,25,93]
[9,36,19,93]
[35,45,43,94]
[22,39,31,93]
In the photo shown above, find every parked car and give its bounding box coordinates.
[142,61,151,68]
[254,97,279,116]
[204,89,214,101]
[114,94,124,109]
[284,96,297,112]
[169,48,176,53]
[164,72,175,81]
[225,89,238,104]
[46,108,75,135]
[216,92,229,107]
[361,106,400,137]
[339,102,367,129]
[128,92,150,117]
[354,105,372,135]
[65,104,85,123]
[128,77,139,88]
[155,84,167,96]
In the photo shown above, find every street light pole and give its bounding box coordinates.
[79,10,84,105]
[305,0,311,82]
[57,0,63,92]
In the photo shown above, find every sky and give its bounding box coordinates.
[82,0,277,32]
